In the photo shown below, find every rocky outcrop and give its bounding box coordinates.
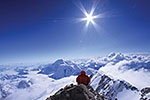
[46,84,109,100]
[90,72,138,100]
[17,80,30,89]
[140,87,150,100]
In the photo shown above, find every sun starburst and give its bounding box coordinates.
[77,1,102,30]
[81,10,98,28]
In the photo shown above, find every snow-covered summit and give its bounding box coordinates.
[53,59,66,65]
[38,59,81,79]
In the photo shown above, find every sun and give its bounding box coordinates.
[80,9,99,29]
[86,14,94,22]
[77,1,103,30]
[81,12,96,28]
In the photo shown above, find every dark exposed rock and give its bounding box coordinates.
[140,87,150,100]
[17,80,30,89]
[46,84,109,100]
[91,73,139,100]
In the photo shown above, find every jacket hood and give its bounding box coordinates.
[80,70,86,75]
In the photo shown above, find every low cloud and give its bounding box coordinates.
[99,60,150,89]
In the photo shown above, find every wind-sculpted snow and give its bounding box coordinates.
[0,53,150,100]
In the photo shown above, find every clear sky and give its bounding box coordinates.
[0,0,150,64]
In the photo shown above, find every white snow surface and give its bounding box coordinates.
[116,88,140,100]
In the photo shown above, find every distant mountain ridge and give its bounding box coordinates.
[38,53,150,79]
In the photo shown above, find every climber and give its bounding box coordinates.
[76,70,90,85]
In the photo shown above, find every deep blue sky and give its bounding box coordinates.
[0,0,150,64]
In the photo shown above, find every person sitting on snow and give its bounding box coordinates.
[76,70,90,85]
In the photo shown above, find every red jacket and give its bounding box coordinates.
[76,70,90,85]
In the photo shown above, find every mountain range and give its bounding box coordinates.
[0,53,150,100]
